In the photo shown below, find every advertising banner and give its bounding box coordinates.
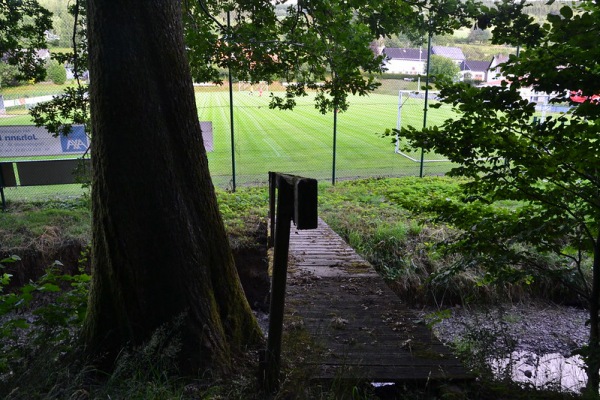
[0,125,88,157]
[200,121,213,152]
[0,122,210,157]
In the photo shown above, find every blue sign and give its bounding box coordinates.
[60,125,89,153]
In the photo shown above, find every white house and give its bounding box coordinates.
[382,46,468,75]
[381,47,425,75]
[382,47,503,83]
[460,60,491,82]
[487,54,510,83]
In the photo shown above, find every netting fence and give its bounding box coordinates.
[0,80,458,204]
[202,83,456,187]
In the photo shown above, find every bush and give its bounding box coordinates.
[379,72,423,81]
[0,62,21,87]
[46,60,67,85]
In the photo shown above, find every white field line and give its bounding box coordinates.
[263,137,282,157]
[396,150,449,163]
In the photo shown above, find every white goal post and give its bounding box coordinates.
[395,90,449,163]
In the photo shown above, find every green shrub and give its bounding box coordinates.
[379,72,423,81]
[46,60,67,85]
[0,256,90,396]
[0,62,21,87]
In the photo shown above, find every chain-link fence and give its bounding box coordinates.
[0,79,457,204]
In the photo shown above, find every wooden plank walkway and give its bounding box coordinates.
[282,218,470,383]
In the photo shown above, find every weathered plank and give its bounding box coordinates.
[282,218,471,384]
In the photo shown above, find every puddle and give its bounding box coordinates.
[490,351,587,393]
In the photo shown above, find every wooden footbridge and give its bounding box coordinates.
[283,218,469,383]
[261,173,470,390]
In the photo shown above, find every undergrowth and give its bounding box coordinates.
[0,198,91,249]
[0,177,590,398]
[319,177,583,307]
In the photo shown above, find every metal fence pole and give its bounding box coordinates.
[420,29,432,178]
[332,108,337,185]
[227,11,236,191]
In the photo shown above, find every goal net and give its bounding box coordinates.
[395,90,450,163]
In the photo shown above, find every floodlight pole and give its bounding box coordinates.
[332,71,338,185]
[419,28,432,178]
[395,91,402,154]
[332,107,337,185]
[227,11,236,191]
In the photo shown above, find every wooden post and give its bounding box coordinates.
[268,171,276,247]
[264,175,293,392]
[262,172,318,393]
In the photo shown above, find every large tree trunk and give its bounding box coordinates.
[83,0,262,373]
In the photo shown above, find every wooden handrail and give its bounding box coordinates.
[261,172,318,393]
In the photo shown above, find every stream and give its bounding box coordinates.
[425,301,589,393]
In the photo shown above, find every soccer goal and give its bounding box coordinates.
[394,90,450,163]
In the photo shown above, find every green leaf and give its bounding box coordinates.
[11,319,29,329]
[0,273,12,286]
[39,283,61,292]
[560,6,573,19]
[0,255,21,265]
[547,13,561,24]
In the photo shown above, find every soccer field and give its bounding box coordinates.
[196,89,453,187]
[0,88,455,199]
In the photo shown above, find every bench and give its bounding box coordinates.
[0,158,91,210]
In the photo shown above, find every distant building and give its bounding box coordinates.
[44,30,60,43]
[36,49,51,60]
[382,46,467,75]
[487,54,510,83]
[65,67,90,81]
[382,47,504,83]
[460,60,491,82]
[431,46,466,64]
[381,47,425,75]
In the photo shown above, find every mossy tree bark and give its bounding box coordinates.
[83,0,262,374]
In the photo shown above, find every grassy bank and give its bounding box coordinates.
[0,176,581,305]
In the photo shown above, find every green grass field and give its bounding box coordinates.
[0,82,79,100]
[196,88,454,187]
[0,84,456,200]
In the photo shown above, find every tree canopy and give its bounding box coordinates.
[394,0,600,393]
[429,54,460,81]
[0,0,52,82]
[183,0,420,113]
